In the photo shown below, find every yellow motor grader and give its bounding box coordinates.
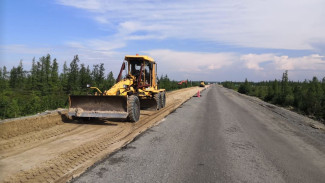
[200,81,205,87]
[68,55,166,122]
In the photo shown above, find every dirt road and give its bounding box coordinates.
[75,84,325,183]
[0,87,205,183]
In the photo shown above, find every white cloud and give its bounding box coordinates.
[241,53,325,71]
[57,0,102,12]
[144,49,236,79]
[241,54,274,71]
[274,54,325,71]
[56,0,325,50]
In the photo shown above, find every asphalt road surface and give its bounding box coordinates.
[74,85,325,183]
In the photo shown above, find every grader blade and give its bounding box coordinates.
[69,95,128,118]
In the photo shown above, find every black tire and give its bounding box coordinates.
[127,95,140,122]
[160,92,166,108]
[72,116,84,123]
[154,93,161,110]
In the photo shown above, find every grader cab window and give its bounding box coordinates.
[129,60,152,87]
[130,62,142,77]
[144,64,152,85]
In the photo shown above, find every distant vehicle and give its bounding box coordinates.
[200,81,205,87]
[178,80,188,85]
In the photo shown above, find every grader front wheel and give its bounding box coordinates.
[127,95,140,122]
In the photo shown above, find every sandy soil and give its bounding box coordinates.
[0,86,207,183]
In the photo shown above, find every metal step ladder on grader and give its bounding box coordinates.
[68,55,166,122]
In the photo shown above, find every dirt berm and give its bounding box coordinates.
[0,86,207,183]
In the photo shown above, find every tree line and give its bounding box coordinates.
[159,75,200,91]
[0,54,196,119]
[222,71,325,122]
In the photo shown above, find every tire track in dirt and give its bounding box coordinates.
[4,127,127,183]
[0,124,82,152]
[0,87,206,183]
[0,124,109,159]
[0,112,66,140]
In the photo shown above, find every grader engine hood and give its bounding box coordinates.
[105,78,133,96]
[69,95,128,118]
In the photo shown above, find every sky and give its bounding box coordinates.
[1,0,325,81]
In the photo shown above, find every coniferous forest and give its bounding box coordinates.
[222,71,325,122]
[0,54,197,119]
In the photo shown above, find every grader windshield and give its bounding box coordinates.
[128,61,151,87]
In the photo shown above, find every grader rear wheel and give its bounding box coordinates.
[160,92,166,108]
[154,93,161,110]
[127,95,140,122]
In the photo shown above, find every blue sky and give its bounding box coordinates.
[1,0,325,81]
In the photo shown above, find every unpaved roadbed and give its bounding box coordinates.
[0,87,206,183]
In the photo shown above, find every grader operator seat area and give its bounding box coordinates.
[128,58,152,88]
